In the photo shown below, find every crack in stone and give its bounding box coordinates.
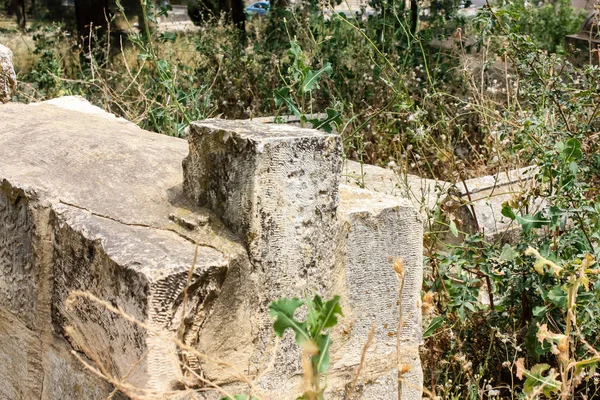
[57,199,225,255]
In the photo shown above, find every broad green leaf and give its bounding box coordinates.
[274,87,301,117]
[309,108,342,133]
[269,298,310,344]
[313,333,332,373]
[515,212,550,233]
[423,316,444,339]
[308,295,343,337]
[301,63,332,94]
[547,286,567,308]
[523,363,560,397]
[449,219,459,238]
[501,203,516,220]
[532,305,547,317]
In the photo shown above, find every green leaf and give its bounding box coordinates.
[523,363,560,397]
[220,396,258,400]
[309,108,342,133]
[515,212,550,233]
[274,87,301,118]
[269,298,310,344]
[532,305,548,317]
[499,244,518,262]
[562,138,582,161]
[449,220,459,238]
[501,203,516,220]
[313,333,332,373]
[308,295,343,337]
[547,286,567,309]
[157,4,172,16]
[547,205,565,228]
[158,32,177,43]
[423,316,444,339]
[287,40,302,60]
[300,63,332,94]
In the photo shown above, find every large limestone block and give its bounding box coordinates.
[183,119,343,396]
[0,99,255,398]
[330,185,423,400]
[51,202,232,391]
[0,44,16,103]
[183,119,342,298]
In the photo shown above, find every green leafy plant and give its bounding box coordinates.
[269,295,343,400]
[274,40,341,133]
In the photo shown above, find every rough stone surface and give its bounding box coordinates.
[0,99,254,398]
[0,44,16,103]
[183,119,425,398]
[183,119,342,299]
[452,166,544,242]
[331,185,424,400]
[183,119,344,395]
[1,98,425,399]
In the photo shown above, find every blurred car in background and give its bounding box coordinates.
[246,1,270,16]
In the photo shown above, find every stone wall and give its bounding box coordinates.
[0,97,424,400]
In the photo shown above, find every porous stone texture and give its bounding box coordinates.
[183,120,342,299]
[0,98,255,399]
[331,185,424,400]
[0,44,16,103]
[183,119,425,399]
[183,119,343,395]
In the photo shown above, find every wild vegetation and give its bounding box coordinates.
[2,0,600,398]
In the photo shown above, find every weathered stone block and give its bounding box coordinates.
[0,100,425,399]
[0,100,256,398]
[0,44,16,103]
[51,203,233,391]
[451,166,544,242]
[183,120,342,298]
[330,185,423,400]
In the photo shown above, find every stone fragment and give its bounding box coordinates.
[451,166,544,242]
[0,44,16,103]
[183,119,342,298]
[330,185,423,400]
